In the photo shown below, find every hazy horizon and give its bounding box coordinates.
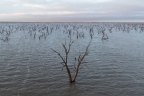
[0,0,144,22]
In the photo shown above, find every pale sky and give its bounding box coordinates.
[0,0,144,22]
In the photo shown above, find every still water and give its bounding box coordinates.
[0,23,144,96]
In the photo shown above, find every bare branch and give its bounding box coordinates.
[62,43,68,54]
[67,40,74,53]
[51,48,66,64]
[73,40,91,82]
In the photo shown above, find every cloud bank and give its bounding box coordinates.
[0,0,144,22]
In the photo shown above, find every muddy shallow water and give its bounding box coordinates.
[0,23,144,96]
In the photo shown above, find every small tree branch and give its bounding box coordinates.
[73,40,91,82]
[51,48,66,64]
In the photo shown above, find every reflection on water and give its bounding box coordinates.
[0,22,144,96]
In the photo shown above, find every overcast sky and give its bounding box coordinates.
[0,0,144,22]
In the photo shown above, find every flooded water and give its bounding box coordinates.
[0,22,144,96]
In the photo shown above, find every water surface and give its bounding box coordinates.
[0,23,144,96]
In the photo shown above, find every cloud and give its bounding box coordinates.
[0,0,144,22]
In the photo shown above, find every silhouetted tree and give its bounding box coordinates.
[51,38,91,83]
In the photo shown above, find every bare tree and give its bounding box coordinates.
[51,39,91,83]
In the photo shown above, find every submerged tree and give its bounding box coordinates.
[51,39,91,83]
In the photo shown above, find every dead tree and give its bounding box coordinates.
[51,39,91,83]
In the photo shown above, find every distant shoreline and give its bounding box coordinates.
[0,21,144,24]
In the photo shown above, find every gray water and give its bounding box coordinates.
[0,23,144,96]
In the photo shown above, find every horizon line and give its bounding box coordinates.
[0,21,144,23]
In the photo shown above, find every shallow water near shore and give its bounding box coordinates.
[0,22,144,96]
